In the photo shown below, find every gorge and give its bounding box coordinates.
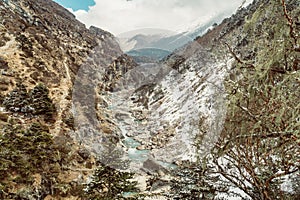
[0,0,299,199]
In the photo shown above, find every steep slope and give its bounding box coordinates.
[158,0,299,199]
[0,0,137,199]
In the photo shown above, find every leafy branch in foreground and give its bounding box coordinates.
[211,0,300,199]
[170,0,300,199]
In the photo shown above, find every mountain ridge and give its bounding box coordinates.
[0,0,139,199]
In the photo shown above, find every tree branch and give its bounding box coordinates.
[265,168,299,189]
[224,42,255,69]
[281,0,297,44]
[214,159,254,199]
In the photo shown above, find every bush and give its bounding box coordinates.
[83,164,139,199]
[29,83,55,117]
[3,83,56,119]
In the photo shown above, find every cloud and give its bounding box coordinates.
[72,0,253,35]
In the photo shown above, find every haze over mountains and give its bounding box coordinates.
[116,1,253,62]
[53,0,255,63]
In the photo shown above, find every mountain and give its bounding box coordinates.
[0,0,137,199]
[1,0,299,199]
[126,48,171,63]
[118,9,245,63]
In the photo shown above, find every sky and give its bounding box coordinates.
[53,0,253,36]
[53,0,95,11]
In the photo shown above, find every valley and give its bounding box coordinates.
[0,0,299,199]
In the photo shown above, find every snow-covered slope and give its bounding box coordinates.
[137,52,231,163]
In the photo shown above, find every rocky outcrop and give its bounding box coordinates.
[99,54,138,92]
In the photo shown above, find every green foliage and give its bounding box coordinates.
[204,0,300,199]
[83,164,140,199]
[0,122,52,197]
[169,161,221,200]
[181,1,300,199]
[0,122,52,181]
[29,83,56,117]
[0,121,74,199]
[3,83,56,119]
[3,83,29,112]
[80,140,143,199]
